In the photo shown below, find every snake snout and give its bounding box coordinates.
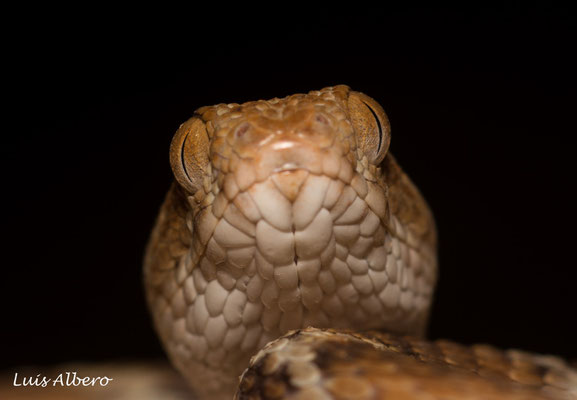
[254,136,328,182]
[263,139,318,169]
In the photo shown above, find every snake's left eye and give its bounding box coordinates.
[348,91,391,165]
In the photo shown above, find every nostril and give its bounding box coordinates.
[235,122,250,139]
[315,114,329,125]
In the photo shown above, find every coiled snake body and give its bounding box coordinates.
[144,86,576,399]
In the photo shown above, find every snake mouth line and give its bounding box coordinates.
[273,163,301,173]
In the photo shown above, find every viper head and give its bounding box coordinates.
[169,85,391,199]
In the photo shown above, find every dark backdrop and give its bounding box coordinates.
[2,4,576,368]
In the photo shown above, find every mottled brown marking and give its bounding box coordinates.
[236,328,577,400]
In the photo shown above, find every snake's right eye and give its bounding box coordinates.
[169,117,210,194]
[348,91,391,166]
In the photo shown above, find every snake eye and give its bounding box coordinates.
[169,117,210,194]
[348,91,391,165]
[364,102,384,154]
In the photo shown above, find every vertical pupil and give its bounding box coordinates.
[181,132,193,182]
[363,102,383,153]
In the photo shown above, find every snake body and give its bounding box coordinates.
[238,328,576,400]
[144,86,576,399]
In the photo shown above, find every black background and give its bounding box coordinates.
[2,3,576,369]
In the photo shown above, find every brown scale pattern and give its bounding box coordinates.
[237,328,577,400]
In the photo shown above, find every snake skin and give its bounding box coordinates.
[143,85,575,399]
[237,328,577,400]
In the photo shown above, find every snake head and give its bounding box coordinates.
[169,85,392,198]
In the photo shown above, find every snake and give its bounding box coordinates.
[143,85,577,399]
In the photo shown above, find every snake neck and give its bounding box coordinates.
[144,154,436,398]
